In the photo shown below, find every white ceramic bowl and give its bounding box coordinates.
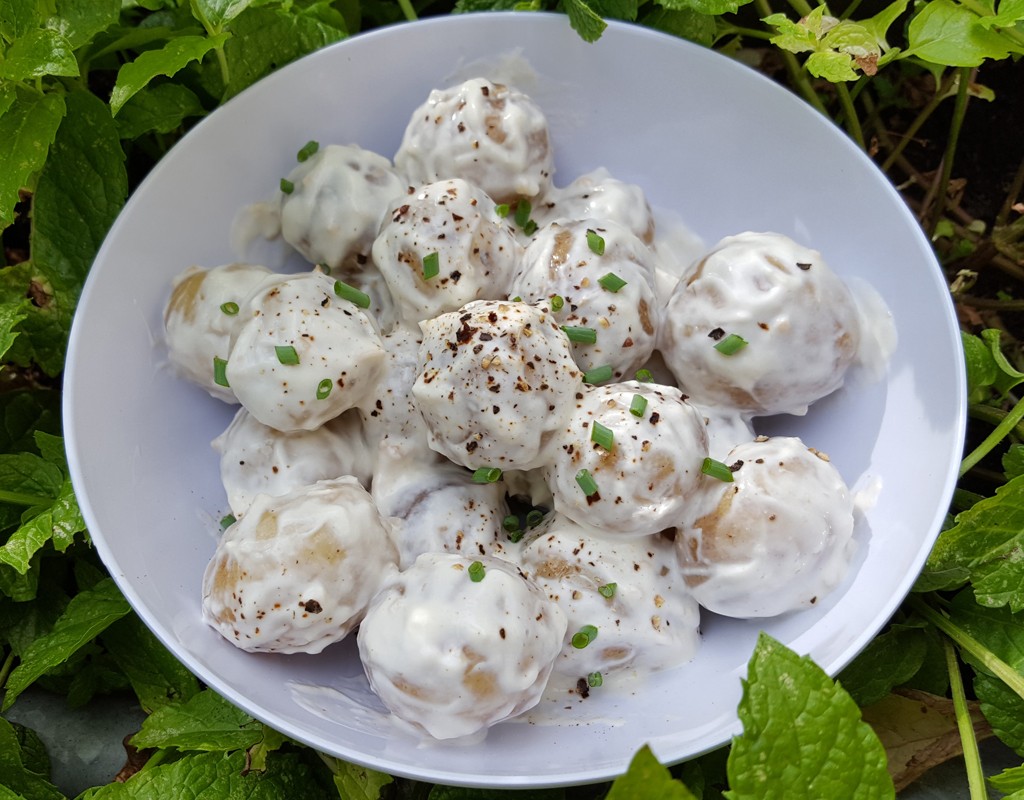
[65,12,965,788]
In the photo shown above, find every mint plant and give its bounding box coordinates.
[2,0,1024,797]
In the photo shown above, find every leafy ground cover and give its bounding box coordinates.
[1,0,1023,797]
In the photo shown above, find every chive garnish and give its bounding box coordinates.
[275,345,299,365]
[583,365,613,384]
[597,582,617,599]
[468,560,486,582]
[587,671,603,687]
[629,394,648,417]
[220,513,236,529]
[280,178,294,194]
[334,279,371,309]
[422,252,440,280]
[571,624,599,649]
[316,378,332,400]
[296,139,319,162]
[550,294,564,312]
[598,272,627,292]
[562,325,597,344]
[714,333,748,355]
[511,295,523,303]
[317,262,331,275]
[701,457,735,483]
[220,301,239,316]
[213,356,229,387]
[575,468,599,497]
[586,229,605,255]
[471,467,502,484]
[526,509,545,528]
[522,219,538,236]
[635,369,653,382]
[495,203,510,218]
[590,421,614,452]
[514,199,532,227]
[502,515,521,534]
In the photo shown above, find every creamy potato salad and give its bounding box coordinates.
[163,77,891,740]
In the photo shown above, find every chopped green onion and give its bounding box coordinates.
[629,394,648,417]
[575,468,599,497]
[597,582,617,599]
[561,325,597,344]
[514,199,532,227]
[587,671,603,687]
[549,294,564,312]
[213,356,229,387]
[220,301,239,316]
[468,560,486,582]
[590,421,614,452]
[714,333,748,355]
[296,139,319,162]
[334,279,371,308]
[502,515,521,533]
[583,365,613,384]
[635,369,653,382]
[317,262,331,275]
[701,457,735,483]
[471,467,502,484]
[522,219,538,236]
[280,178,294,194]
[571,624,599,649]
[275,345,300,365]
[316,378,333,400]
[511,295,523,303]
[526,509,545,528]
[586,229,606,255]
[598,272,627,292]
[220,513,236,529]
[495,203,510,218]
[422,252,440,280]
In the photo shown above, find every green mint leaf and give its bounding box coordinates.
[805,50,860,82]
[725,633,894,799]
[976,0,1024,28]
[657,0,752,14]
[0,717,64,800]
[0,583,70,656]
[0,0,43,42]
[245,725,287,773]
[10,720,51,778]
[130,688,264,751]
[452,0,521,11]
[990,763,1024,793]
[947,589,1024,672]
[640,6,716,46]
[861,0,910,50]
[980,328,1024,397]
[907,0,1024,66]
[0,510,57,574]
[190,0,255,32]
[837,623,929,707]
[48,478,86,552]
[563,0,607,42]
[115,82,206,140]
[2,577,131,711]
[0,451,64,506]
[66,650,132,708]
[0,300,29,363]
[926,473,1024,610]
[208,4,347,102]
[763,12,818,54]
[32,431,67,471]
[321,756,395,800]
[0,558,40,602]
[102,613,200,713]
[0,29,79,80]
[1004,444,1024,480]
[605,744,699,799]
[0,87,66,229]
[975,672,1024,755]
[428,788,564,800]
[963,330,999,403]
[589,0,638,22]
[0,391,61,456]
[16,88,127,376]
[110,33,231,115]
[44,0,121,49]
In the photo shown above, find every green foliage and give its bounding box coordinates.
[605,745,698,798]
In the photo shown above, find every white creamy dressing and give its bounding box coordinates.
[163,76,896,742]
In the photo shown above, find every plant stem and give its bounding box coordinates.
[0,651,14,693]
[909,595,1024,704]
[968,403,1024,441]
[996,151,1024,229]
[880,72,954,173]
[944,637,987,800]
[754,0,829,117]
[960,395,1024,477]
[397,0,418,21]
[960,295,1024,311]
[927,67,972,235]
[214,43,230,89]
[0,489,50,507]
[835,82,865,149]
[785,0,813,16]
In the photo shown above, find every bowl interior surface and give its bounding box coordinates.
[64,12,965,788]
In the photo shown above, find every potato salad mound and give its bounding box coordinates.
[165,77,891,741]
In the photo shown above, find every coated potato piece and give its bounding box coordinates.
[413,300,582,470]
[279,143,408,268]
[532,168,656,245]
[659,232,861,416]
[395,78,554,203]
[372,179,522,323]
[542,381,708,537]
[357,552,566,739]
[520,514,700,684]
[227,271,387,432]
[163,263,275,402]
[676,436,856,618]
[202,477,399,654]
[509,219,661,380]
